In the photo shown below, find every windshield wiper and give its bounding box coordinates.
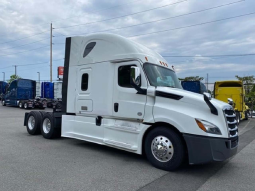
[158,85,176,88]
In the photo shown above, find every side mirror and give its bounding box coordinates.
[228,98,234,106]
[130,66,141,87]
[130,66,146,95]
[203,92,211,100]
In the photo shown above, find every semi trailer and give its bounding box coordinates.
[42,81,62,108]
[214,80,249,123]
[24,33,238,171]
[2,79,47,109]
[181,81,207,94]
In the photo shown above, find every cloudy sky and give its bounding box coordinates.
[0,0,255,90]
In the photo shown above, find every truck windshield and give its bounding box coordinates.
[144,63,182,89]
[18,80,33,88]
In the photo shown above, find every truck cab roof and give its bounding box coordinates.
[68,33,171,69]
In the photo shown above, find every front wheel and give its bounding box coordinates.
[2,100,6,106]
[144,127,185,171]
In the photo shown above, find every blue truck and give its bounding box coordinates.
[0,81,8,100]
[41,82,62,108]
[181,81,207,94]
[2,79,47,109]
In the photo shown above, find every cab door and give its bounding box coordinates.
[112,61,147,120]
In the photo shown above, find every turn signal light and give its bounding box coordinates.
[195,119,207,132]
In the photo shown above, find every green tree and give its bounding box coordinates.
[179,76,204,81]
[235,75,255,94]
[7,74,21,84]
[246,85,255,111]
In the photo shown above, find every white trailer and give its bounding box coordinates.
[53,82,62,99]
[24,33,238,171]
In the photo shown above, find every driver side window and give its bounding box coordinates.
[118,65,138,88]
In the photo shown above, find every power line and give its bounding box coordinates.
[163,53,255,57]
[128,12,255,38]
[0,58,64,72]
[54,0,187,29]
[0,45,50,57]
[56,0,244,38]
[0,30,49,45]
[17,58,64,66]
[0,37,49,51]
[49,0,144,24]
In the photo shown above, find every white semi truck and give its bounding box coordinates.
[24,33,238,171]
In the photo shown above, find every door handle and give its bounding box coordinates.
[114,103,119,112]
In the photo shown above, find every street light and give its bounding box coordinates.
[37,72,40,83]
[2,72,5,81]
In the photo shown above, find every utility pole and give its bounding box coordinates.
[50,23,53,82]
[37,72,40,83]
[13,65,17,76]
[2,72,5,81]
[206,73,209,90]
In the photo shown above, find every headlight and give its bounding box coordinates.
[195,119,222,135]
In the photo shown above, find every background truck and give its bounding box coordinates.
[23,33,238,171]
[2,79,47,109]
[214,80,249,123]
[181,81,207,94]
[0,81,8,100]
[40,82,62,108]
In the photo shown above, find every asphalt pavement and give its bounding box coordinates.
[0,105,255,191]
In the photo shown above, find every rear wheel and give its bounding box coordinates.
[41,113,60,139]
[24,102,28,109]
[26,111,42,135]
[245,111,248,120]
[144,127,185,171]
[19,102,23,108]
[2,100,6,106]
[236,111,240,125]
[39,111,46,118]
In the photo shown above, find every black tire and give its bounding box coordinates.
[245,111,248,120]
[144,127,185,171]
[2,100,6,106]
[236,111,240,125]
[19,102,23,109]
[39,111,46,118]
[41,113,60,139]
[26,111,42,135]
[24,102,29,110]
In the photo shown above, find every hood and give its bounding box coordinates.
[156,87,230,111]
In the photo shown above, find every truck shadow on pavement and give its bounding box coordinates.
[71,138,226,172]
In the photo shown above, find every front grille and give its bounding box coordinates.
[223,108,238,138]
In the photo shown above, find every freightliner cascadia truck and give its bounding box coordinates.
[23,33,238,171]
[0,81,8,100]
[2,79,47,109]
[214,80,249,123]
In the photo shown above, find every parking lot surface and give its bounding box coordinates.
[1,105,255,191]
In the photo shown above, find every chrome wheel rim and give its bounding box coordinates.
[28,116,35,130]
[43,118,51,134]
[151,136,174,162]
[24,103,27,108]
[19,103,22,108]
[2,101,5,105]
